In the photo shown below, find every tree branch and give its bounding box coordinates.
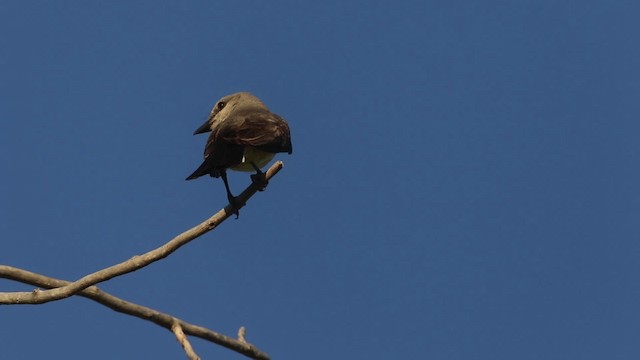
[0,161,284,305]
[172,321,201,360]
[0,265,270,360]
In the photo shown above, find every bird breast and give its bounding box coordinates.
[230,147,276,172]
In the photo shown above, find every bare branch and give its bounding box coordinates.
[0,161,284,305]
[0,265,270,360]
[172,321,200,360]
[238,326,247,343]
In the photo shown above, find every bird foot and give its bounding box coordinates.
[227,195,245,219]
[251,172,269,191]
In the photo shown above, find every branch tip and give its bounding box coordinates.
[238,326,247,343]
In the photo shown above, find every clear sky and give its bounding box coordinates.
[1,1,639,359]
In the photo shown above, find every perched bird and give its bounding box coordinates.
[186,92,292,215]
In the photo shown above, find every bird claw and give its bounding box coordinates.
[251,173,268,191]
[227,196,245,219]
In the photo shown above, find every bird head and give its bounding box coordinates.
[193,92,266,135]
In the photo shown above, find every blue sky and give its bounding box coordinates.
[1,1,639,359]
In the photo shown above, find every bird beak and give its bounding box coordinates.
[193,119,212,135]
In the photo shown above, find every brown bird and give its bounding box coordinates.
[186,92,292,215]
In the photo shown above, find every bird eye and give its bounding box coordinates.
[217,101,226,110]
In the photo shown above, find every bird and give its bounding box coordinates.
[186,92,292,216]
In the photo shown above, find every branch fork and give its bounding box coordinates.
[0,161,285,359]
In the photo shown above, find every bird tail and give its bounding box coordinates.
[185,170,202,181]
[186,162,208,180]
[186,160,220,180]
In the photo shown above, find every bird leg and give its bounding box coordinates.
[250,162,269,191]
[220,170,243,218]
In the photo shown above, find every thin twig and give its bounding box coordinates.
[0,161,284,305]
[0,265,270,360]
[172,321,200,360]
[238,326,247,343]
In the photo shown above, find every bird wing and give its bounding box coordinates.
[216,110,293,154]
